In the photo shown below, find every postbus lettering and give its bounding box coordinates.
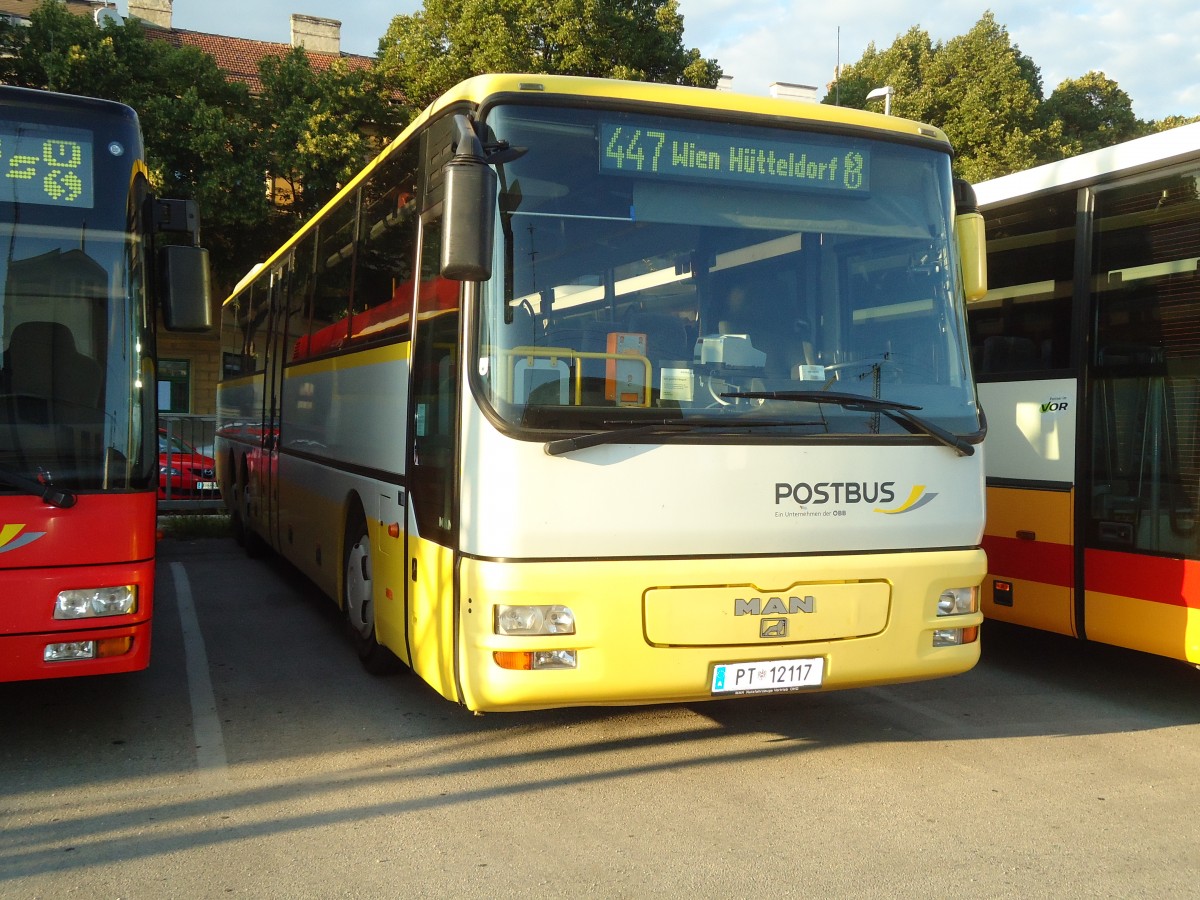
[775,482,897,505]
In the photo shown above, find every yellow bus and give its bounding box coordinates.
[971,122,1200,664]
[216,74,988,712]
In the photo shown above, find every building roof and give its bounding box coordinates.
[0,0,113,18]
[0,1,374,95]
[149,28,373,94]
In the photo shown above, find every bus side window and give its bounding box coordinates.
[287,238,315,362]
[350,145,421,347]
[232,278,269,375]
[220,294,247,378]
[308,189,360,357]
[971,194,1076,378]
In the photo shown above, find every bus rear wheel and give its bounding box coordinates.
[343,515,399,675]
[234,459,266,558]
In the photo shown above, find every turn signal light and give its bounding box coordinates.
[493,649,578,670]
[494,651,533,670]
[97,637,134,658]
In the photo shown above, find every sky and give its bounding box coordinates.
[120,0,1199,122]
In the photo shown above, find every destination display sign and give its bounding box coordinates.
[0,123,94,208]
[599,119,869,194]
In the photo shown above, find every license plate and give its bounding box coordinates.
[196,481,218,491]
[711,657,824,695]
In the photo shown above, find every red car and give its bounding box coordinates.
[158,429,217,500]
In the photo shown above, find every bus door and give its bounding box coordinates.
[404,213,462,697]
[1082,168,1200,662]
[261,260,290,549]
[974,192,1079,638]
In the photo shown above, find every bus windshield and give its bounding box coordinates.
[475,104,981,439]
[0,108,153,493]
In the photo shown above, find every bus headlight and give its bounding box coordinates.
[44,637,134,662]
[934,586,979,647]
[495,604,576,635]
[54,586,137,619]
[937,587,978,617]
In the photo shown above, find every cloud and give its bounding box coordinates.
[679,0,1199,120]
[167,0,1199,120]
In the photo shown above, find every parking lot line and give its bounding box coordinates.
[171,561,229,780]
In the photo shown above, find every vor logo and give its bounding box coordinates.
[0,523,46,554]
[874,484,938,515]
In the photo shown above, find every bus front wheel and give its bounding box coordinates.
[343,514,399,675]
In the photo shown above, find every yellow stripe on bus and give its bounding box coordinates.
[1085,590,1200,663]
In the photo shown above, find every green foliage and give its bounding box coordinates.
[0,1,401,294]
[0,3,259,289]
[825,11,1191,181]
[827,27,935,112]
[158,513,233,540]
[257,49,401,219]
[375,0,722,110]
[1042,71,1146,155]
[1148,114,1200,132]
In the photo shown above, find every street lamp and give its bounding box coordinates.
[866,85,894,115]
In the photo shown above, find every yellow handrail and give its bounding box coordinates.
[502,345,652,406]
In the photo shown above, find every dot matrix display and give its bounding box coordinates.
[0,122,94,208]
[599,120,869,194]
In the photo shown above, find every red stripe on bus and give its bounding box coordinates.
[1085,548,1200,610]
[981,535,1073,588]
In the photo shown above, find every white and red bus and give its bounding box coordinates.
[971,122,1200,664]
[0,86,210,681]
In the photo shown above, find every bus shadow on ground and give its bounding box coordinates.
[697,617,1200,743]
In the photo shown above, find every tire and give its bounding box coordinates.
[343,512,399,675]
[229,456,247,547]
[236,460,267,558]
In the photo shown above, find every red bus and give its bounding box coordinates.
[0,86,210,681]
[970,122,1200,664]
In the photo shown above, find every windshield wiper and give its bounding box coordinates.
[720,389,976,457]
[544,419,814,456]
[0,464,77,508]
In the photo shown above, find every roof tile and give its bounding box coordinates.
[150,28,373,94]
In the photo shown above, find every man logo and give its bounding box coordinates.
[735,596,815,616]
[760,618,788,638]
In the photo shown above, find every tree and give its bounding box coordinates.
[376,0,722,110]
[0,1,402,294]
[823,12,1198,180]
[1042,71,1145,156]
[0,2,263,289]
[1148,114,1200,132]
[826,13,1056,180]
[0,0,126,96]
[919,14,1054,181]
[827,27,935,114]
[256,48,403,223]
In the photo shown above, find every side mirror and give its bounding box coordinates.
[159,245,213,332]
[954,179,988,303]
[440,115,497,281]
